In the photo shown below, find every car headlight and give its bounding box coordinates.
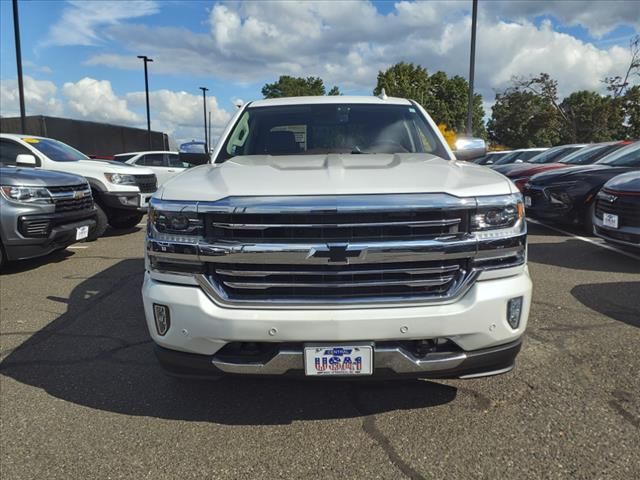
[472,193,525,231]
[104,173,137,185]
[0,185,53,204]
[148,201,203,242]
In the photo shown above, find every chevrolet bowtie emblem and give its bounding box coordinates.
[73,191,85,200]
[308,244,364,264]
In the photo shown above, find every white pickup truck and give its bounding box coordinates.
[143,95,532,379]
[0,134,157,237]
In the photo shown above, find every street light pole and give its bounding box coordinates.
[199,87,209,153]
[137,55,153,149]
[466,0,478,136]
[12,0,26,133]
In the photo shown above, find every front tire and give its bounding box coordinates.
[108,213,144,230]
[88,203,109,241]
[583,202,595,236]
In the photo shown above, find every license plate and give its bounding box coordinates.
[304,345,373,376]
[524,196,532,207]
[603,213,619,229]
[75,225,89,240]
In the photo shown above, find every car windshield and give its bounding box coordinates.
[492,150,543,165]
[561,143,622,165]
[24,137,89,162]
[216,103,448,162]
[529,146,583,164]
[596,142,640,166]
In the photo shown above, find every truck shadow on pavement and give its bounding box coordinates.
[0,259,457,425]
[571,282,640,328]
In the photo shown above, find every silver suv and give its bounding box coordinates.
[0,167,97,268]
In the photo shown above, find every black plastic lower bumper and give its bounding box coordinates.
[154,338,523,380]
[6,215,97,261]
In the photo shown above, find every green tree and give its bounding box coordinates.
[373,62,485,136]
[560,91,625,143]
[487,90,562,148]
[622,85,640,138]
[261,76,341,98]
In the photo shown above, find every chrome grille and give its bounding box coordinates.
[206,210,466,242]
[206,260,469,303]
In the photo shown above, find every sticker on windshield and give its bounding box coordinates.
[23,138,40,143]
[408,108,416,113]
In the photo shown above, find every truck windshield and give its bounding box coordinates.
[25,138,89,162]
[216,103,448,162]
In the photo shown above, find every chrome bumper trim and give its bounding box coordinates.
[211,346,467,375]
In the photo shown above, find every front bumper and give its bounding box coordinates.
[5,213,97,261]
[593,218,640,248]
[142,269,532,378]
[154,338,522,379]
[99,191,152,212]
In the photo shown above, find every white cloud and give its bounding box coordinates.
[126,89,232,144]
[44,0,159,47]
[483,0,640,38]
[0,76,64,117]
[62,77,139,124]
[85,0,637,105]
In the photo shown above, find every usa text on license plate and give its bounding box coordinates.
[304,345,373,376]
[603,213,618,229]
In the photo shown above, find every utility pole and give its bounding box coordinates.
[199,87,209,153]
[208,110,212,152]
[137,55,153,149]
[466,0,478,136]
[12,0,26,133]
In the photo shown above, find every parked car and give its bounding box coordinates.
[0,134,157,238]
[523,142,640,233]
[473,150,512,165]
[116,151,189,186]
[593,171,640,248]
[493,144,587,176]
[499,141,631,192]
[489,148,547,167]
[143,95,531,380]
[0,167,96,269]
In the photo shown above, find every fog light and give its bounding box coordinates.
[507,297,523,329]
[153,303,170,336]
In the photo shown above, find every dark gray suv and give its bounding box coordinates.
[0,167,97,268]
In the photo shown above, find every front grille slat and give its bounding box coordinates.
[216,264,461,277]
[48,185,94,213]
[134,174,157,193]
[223,276,456,290]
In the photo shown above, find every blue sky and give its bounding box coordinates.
[1,1,638,143]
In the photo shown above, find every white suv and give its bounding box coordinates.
[143,96,532,379]
[114,151,189,186]
[0,134,157,237]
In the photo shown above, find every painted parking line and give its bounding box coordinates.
[528,218,640,262]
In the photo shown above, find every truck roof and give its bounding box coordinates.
[249,95,413,108]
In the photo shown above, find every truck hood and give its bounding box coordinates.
[0,166,87,187]
[75,159,154,175]
[160,154,514,202]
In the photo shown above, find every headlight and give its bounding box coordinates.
[148,201,203,241]
[0,185,53,204]
[104,173,136,185]
[472,194,524,231]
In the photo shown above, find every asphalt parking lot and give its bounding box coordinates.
[1,221,638,480]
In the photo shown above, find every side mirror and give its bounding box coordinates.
[454,137,487,161]
[16,154,37,167]
[515,159,523,163]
